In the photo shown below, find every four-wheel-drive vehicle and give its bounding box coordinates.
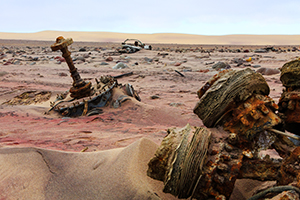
[120,39,152,53]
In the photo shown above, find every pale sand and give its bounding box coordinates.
[1,31,300,45]
[0,138,177,200]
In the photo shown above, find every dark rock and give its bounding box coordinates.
[144,57,153,62]
[232,58,244,64]
[151,95,160,99]
[254,49,267,53]
[79,48,87,52]
[58,72,68,77]
[212,62,230,70]
[6,50,14,54]
[183,69,192,72]
[205,61,215,65]
[0,71,8,76]
[13,60,21,65]
[100,62,109,65]
[105,57,113,62]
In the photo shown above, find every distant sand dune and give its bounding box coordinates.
[1,31,300,45]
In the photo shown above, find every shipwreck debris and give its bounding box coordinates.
[148,67,299,199]
[51,36,92,99]
[3,90,51,105]
[278,59,300,134]
[147,124,211,198]
[47,36,141,117]
[119,39,152,54]
[2,36,141,117]
[147,123,295,199]
[193,68,280,139]
[175,70,185,77]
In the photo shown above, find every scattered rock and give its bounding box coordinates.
[0,71,8,76]
[106,56,113,62]
[112,62,129,69]
[83,53,90,58]
[183,69,192,72]
[174,62,181,66]
[256,67,280,75]
[151,95,160,99]
[55,56,65,62]
[124,56,131,60]
[199,69,209,73]
[76,60,84,64]
[13,60,21,65]
[254,49,268,53]
[144,57,153,62]
[74,56,85,62]
[205,61,215,65]
[58,72,68,77]
[6,50,14,54]
[153,57,159,62]
[232,58,244,64]
[212,62,230,70]
[79,48,87,52]
[169,102,183,107]
[30,62,36,65]
[100,62,109,65]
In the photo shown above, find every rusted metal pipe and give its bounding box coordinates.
[51,36,92,98]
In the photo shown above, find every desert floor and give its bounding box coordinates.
[0,39,299,199]
[1,39,297,151]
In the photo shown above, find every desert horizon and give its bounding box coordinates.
[1,30,300,45]
[1,31,300,199]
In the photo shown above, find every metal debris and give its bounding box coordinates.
[148,67,300,199]
[47,36,141,117]
[51,36,92,99]
[119,39,152,53]
[278,59,300,134]
[3,90,51,105]
[48,74,141,117]
[193,68,280,137]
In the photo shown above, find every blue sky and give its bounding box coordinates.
[2,0,300,35]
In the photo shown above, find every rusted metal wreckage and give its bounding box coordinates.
[119,38,152,53]
[278,59,300,135]
[48,36,140,117]
[147,67,300,199]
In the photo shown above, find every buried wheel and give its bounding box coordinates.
[193,68,281,139]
